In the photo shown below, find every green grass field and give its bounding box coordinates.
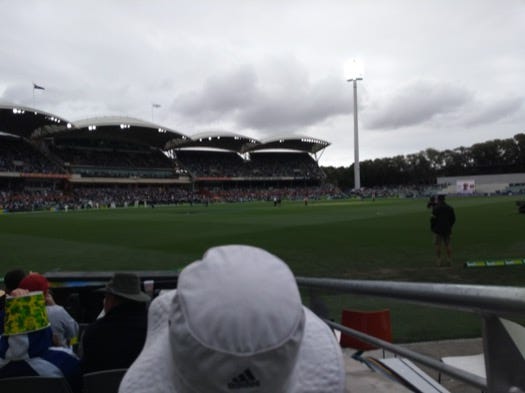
[2,195,524,342]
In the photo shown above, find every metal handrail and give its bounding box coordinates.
[296,277,525,316]
[297,277,525,393]
[327,320,486,390]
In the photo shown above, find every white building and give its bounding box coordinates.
[437,173,525,195]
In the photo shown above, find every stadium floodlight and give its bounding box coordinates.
[344,59,364,190]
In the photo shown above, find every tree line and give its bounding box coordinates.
[322,133,525,189]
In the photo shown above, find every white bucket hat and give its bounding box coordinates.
[119,245,345,393]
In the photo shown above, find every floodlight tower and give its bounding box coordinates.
[344,59,363,190]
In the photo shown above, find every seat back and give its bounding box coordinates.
[72,322,89,355]
[0,376,73,393]
[340,308,392,350]
[83,368,127,393]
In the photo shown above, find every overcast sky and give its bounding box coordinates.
[1,0,524,166]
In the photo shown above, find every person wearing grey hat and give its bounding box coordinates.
[80,273,150,373]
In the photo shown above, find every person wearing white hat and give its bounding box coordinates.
[119,245,345,393]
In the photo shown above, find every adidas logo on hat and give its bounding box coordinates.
[227,368,260,389]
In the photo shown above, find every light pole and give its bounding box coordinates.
[345,59,363,190]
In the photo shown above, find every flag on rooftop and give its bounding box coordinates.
[152,103,161,108]
[33,83,45,90]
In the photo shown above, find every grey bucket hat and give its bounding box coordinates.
[100,273,150,302]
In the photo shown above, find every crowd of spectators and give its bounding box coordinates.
[0,183,462,213]
[176,150,326,179]
[202,184,346,203]
[50,139,176,178]
[175,150,246,177]
[0,184,346,212]
[5,182,493,213]
[2,136,452,213]
[55,149,172,169]
[349,185,444,199]
[501,183,525,195]
[0,136,64,174]
[2,136,328,181]
[0,186,194,212]
[0,181,463,213]
[247,152,325,178]
[2,135,329,183]
[0,189,73,212]
[1,246,345,393]
[71,186,193,207]
[0,270,81,391]
[0,270,149,392]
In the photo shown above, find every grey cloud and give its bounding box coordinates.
[175,65,259,120]
[2,84,31,105]
[174,64,353,134]
[366,80,473,130]
[238,77,352,132]
[462,97,523,127]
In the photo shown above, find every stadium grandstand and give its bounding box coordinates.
[0,103,341,212]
